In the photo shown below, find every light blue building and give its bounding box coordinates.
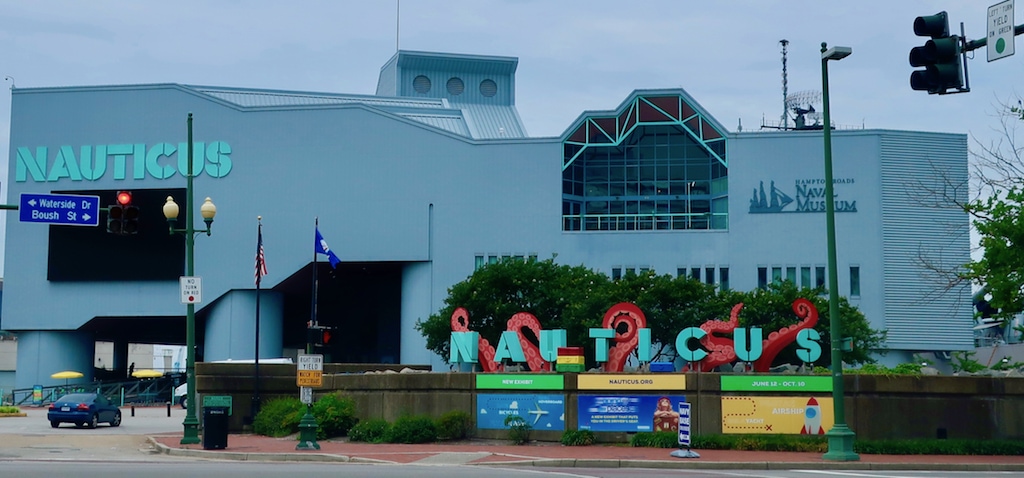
[3,50,972,390]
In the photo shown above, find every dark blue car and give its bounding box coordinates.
[47,393,122,428]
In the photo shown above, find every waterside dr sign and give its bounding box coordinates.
[16,142,232,182]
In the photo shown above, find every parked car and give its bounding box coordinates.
[174,384,187,409]
[47,393,122,429]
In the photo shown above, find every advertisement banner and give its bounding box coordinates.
[721,396,833,434]
[577,394,687,432]
[476,393,565,430]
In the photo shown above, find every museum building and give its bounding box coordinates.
[3,50,972,389]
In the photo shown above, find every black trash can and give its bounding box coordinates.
[202,406,229,450]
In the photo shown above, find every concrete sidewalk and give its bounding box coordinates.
[148,433,1024,471]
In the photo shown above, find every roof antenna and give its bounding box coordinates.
[780,39,789,130]
[396,0,401,52]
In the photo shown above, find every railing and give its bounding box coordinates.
[6,374,183,407]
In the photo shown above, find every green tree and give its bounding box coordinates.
[707,281,883,368]
[416,261,884,370]
[415,258,612,369]
[963,187,1024,321]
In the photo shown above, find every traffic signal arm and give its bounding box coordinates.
[964,23,1024,52]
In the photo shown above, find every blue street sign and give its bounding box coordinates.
[19,193,100,226]
[678,401,691,447]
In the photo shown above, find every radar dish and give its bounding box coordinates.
[785,90,823,129]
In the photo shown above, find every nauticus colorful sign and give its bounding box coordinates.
[450,299,823,373]
[16,142,232,182]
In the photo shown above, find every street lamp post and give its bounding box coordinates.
[820,42,858,462]
[163,112,217,445]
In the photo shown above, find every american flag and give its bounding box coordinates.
[255,223,268,286]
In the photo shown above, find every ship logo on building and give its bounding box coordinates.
[749,179,857,214]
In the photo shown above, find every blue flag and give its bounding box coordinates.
[315,228,341,268]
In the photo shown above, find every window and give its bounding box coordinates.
[475,255,485,271]
[561,104,729,233]
[850,266,861,297]
[719,267,730,291]
[612,267,622,281]
[758,267,768,289]
[815,266,826,288]
[786,267,797,284]
[801,266,811,288]
[677,268,685,278]
[690,267,700,281]
[772,267,782,283]
[705,267,714,285]
[488,255,499,265]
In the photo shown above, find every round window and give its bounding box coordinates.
[446,77,465,95]
[413,75,431,94]
[479,79,498,97]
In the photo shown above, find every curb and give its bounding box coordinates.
[146,438,1024,472]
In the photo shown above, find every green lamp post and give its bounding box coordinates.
[163,112,217,445]
[820,42,859,462]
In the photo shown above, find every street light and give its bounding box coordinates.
[820,42,858,462]
[163,112,217,445]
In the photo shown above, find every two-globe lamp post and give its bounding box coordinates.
[163,112,217,445]
[820,42,858,462]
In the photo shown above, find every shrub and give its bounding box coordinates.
[629,431,679,448]
[349,418,391,443]
[560,429,596,446]
[384,415,438,444]
[504,415,532,445]
[313,392,359,439]
[253,397,305,437]
[0,406,20,414]
[435,410,473,441]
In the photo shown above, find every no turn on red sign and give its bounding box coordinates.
[180,276,202,304]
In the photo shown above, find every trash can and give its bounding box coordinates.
[202,406,229,450]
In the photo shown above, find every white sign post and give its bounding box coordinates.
[989,0,1015,62]
[180,276,202,304]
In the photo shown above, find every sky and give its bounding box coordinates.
[2,0,1021,276]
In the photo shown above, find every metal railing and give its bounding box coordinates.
[5,374,183,407]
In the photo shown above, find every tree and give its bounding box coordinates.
[960,98,1024,321]
[417,260,884,370]
[415,258,612,369]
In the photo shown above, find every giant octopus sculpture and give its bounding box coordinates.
[450,307,550,372]
[693,298,818,372]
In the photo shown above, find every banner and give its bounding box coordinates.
[578,394,686,432]
[476,393,565,430]
[721,396,833,434]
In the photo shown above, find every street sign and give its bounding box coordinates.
[19,193,100,226]
[678,402,691,447]
[297,354,324,387]
[300,386,312,404]
[180,276,202,304]
[989,0,1015,62]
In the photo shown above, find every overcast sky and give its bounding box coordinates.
[2,0,1020,275]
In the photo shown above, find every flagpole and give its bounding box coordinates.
[253,217,263,421]
[309,217,318,354]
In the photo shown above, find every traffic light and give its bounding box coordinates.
[106,191,136,235]
[909,11,964,94]
[322,329,332,345]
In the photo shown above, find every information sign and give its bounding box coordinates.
[678,402,691,447]
[989,0,1015,62]
[180,277,202,304]
[297,354,324,387]
[19,193,100,226]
